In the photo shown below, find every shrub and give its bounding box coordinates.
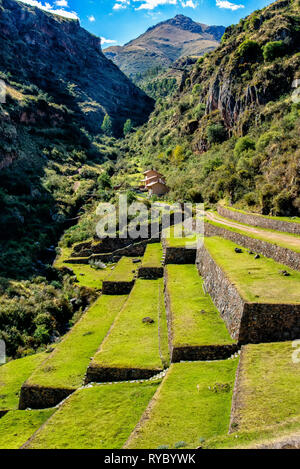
[34,325,51,345]
[234,136,256,159]
[257,130,281,152]
[192,84,202,96]
[244,192,258,206]
[207,124,227,144]
[97,172,111,190]
[273,190,294,216]
[263,41,287,62]
[194,103,206,120]
[237,40,262,62]
[170,145,185,166]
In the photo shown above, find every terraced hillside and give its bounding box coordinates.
[1,205,300,449]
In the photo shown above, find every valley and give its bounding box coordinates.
[0,0,300,452]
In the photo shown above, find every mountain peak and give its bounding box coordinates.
[147,14,204,34]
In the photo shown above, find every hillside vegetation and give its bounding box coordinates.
[121,0,300,217]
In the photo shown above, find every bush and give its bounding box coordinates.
[257,130,281,152]
[192,84,202,95]
[194,103,206,120]
[237,40,262,62]
[234,136,256,159]
[207,124,227,144]
[263,41,287,62]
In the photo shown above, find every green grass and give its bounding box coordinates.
[0,410,54,449]
[222,205,300,225]
[166,265,235,347]
[92,279,164,370]
[26,295,128,389]
[54,246,111,289]
[164,225,199,248]
[142,243,163,268]
[106,257,138,282]
[232,342,300,433]
[205,237,300,304]
[158,280,170,368]
[126,360,239,449]
[26,382,160,449]
[206,215,300,252]
[204,416,300,449]
[0,353,47,410]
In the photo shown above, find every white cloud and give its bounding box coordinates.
[134,0,177,11]
[101,37,117,44]
[88,15,96,22]
[55,0,68,6]
[216,0,244,11]
[113,0,130,10]
[181,0,197,7]
[19,0,79,19]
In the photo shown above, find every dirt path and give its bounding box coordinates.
[206,212,300,250]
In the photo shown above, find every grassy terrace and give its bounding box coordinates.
[205,342,300,449]
[54,246,111,290]
[141,243,162,268]
[26,382,159,449]
[25,295,128,390]
[166,265,235,347]
[205,237,300,304]
[221,205,300,225]
[232,342,300,432]
[0,410,54,449]
[206,214,300,252]
[92,279,165,371]
[126,360,239,449]
[106,257,138,282]
[0,353,47,411]
[164,224,199,249]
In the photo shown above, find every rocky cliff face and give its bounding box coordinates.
[0,0,154,133]
[104,15,224,77]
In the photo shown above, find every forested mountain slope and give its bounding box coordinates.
[122,0,300,216]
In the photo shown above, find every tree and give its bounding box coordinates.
[234,136,256,159]
[123,119,133,136]
[207,124,227,144]
[170,145,185,166]
[101,114,113,136]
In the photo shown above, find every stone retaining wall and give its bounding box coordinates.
[19,384,74,410]
[218,206,300,235]
[171,344,238,362]
[197,245,300,344]
[138,267,164,279]
[85,365,162,384]
[164,244,197,265]
[102,280,135,295]
[204,221,300,271]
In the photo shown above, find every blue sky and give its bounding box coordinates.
[20,0,274,47]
